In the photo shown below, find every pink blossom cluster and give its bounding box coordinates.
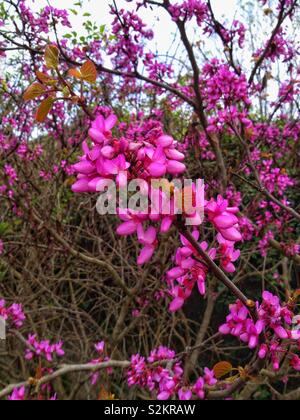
[127,345,217,400]
[143,53,174,82]
[25,334,65,362]
[19,1,71,35]
[72,113,190,265]
[202,59,251,111]
[109,7,153,71]
[276,80,300,104]
[206,195,242,242]
[8,387,26,401]
[72,114,186,191]
[166,195,242,312]
[254,30,295,63]
[231,20,247,49]
[168,0,208,27]
[0,299,25,329]
[9,386,57,401]
[219,292,300,371]
[72,113,243,283]
[90,341,112,385]
[206,19,246,49]
[257,159,294,196]
[4,164,18,186]
[207,106,254,136]
[167,231,217,311]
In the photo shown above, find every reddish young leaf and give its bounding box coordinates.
[35,97,55,123]
[80,60,97,84]
[98,386,115,400]
[36,71,56,86]
[213,361,233,379]
[23,83,46,101]
[68,68,82,79]
[45,45,60,69]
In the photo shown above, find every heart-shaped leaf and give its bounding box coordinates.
[45,45,59,69]
[68,68,82,79]
[36,71,57,86]
[213,361,233,379]
[23,83,46,101]
[68,61,97,84]
[80,60,97,84]
[35,97,55,123]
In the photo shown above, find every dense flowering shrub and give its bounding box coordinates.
[0,0,299,401]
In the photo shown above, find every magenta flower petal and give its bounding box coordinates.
[167,267,185,279]
[88,177,103,191]
[167,160,186,175]
[197,278,206,295]
[157,391,170,400]
[165,149,185,161]
[117,221,137,236]
[137,245,155,265]
[273,325,289,340]
[219,227,242,242]
[94,115,105,131]
[103,159,119,175]
[71,179,90,193]
[148,162,166,177]
[169,297,184,312]
[157,135,173,148]
[101,146,115,159]
[223,262,236,273]
[213,213,238,229]
[73,161,95,175]
[105,114,117,131]
[88,145,102,161]
[219,324,231,334]
[89,128,106,143]
[161,216,173,233]
[249,335,258,349]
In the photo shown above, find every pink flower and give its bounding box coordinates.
[116,211,148,236]
[178,388,192,400]
[220,291,298,365]
[217,234,240,273]
[137,225,158,265]
[258,344,268,359]
[9,386,26,401]
[95,341,105,354]
[127,347,183,400]
[206,195,242,242]
[7,303,26,328]
[25,335,65,361]
[203,367,217,386]
[193,377,205,400]
[88,114,117,144]
[167,231,217,311]
[290,355,300,372]
[0,300,25,329]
